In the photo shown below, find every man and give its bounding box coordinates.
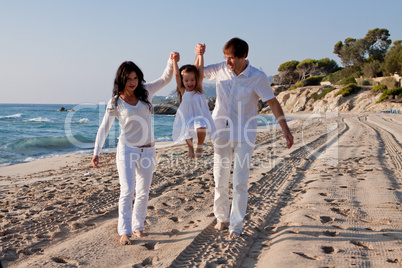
[196,38,293,239]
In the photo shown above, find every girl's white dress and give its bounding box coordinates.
[172,90,216,143]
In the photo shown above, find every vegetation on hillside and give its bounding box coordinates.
[335,83,361,97]
[377,88,402,103]
[272,28,401,103]
[310,87,335,101]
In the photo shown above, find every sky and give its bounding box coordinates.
[1,0,401,104]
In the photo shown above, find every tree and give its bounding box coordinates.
[278,60,299,85]
[333,38,366,66]
[382,40,402,75]
[296,59,317,80]
[362,60,381,77]
[316,58,340,75]
[364,28,392,62]
[333,28,392,67]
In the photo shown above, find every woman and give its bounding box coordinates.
[91,52,179,245]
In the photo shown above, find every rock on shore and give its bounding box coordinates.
[153,98,216,114]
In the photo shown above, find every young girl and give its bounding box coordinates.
[172,49,216,158]
[91,52,178,245]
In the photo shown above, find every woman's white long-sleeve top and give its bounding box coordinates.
[93,59,173,155]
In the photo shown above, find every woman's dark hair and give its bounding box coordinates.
[176,64,203,103]
[223,37,249,58]
[111,61,151,111]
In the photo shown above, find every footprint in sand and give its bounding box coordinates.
[168,216,179,222]
[133,257,153,268]
[332,225,347,230]
[319,192,330,196]
[305,215,334,224]
[322,230,339,237]
[141,242,157,250]
[51,256,79,266]
[293,252,320,260]
[387,259,402,264]
[322,246,339,254]
[320,216,335,224]
[350,240,373,249]
[184,206,194,212]
[331,207,352,217]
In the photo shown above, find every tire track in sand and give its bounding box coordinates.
[169,118,348,267]
[358,115,402,179]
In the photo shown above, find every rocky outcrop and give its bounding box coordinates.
[260,85,401,114]
[153,98,216,115]
[153,100,179,115]
[58,107,75,112]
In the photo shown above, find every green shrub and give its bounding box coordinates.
[289,81,303,90]
[380,77,398,89]
[289,75,324,90]
[304,75,324,86]
[311,87,335,101]
[377,88,402,103]
[325,71,342,84]
[335,83,361,97]
[372,84,387,93]
[362,80,371,86]
[339,77,357,85]
[326,67,361,85]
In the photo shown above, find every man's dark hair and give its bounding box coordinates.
[223,37,249,58]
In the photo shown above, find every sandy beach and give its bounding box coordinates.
[1,112,401,267]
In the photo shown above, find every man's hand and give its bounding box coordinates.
[284,131,294,149]
[195,43,206,55]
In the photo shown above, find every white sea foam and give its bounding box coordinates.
[26,117,52,122]
[77,118,89,124]
[155,136,173,142]
[0,113,22,119]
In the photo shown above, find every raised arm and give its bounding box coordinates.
[173,53,185,96]
[194,54,204,89]
[194,43,206,79]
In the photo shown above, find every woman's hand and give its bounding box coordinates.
[91,155,100,168]
[170,52,180,63]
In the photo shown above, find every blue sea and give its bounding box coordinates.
[0,103,276,166]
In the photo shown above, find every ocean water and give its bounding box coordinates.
[0,103,276,166]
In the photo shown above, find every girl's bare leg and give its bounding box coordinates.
[195,127,206,158]
[186,138,195,158]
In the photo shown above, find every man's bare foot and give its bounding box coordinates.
[133,231,147,238]
[228,231,240,240]
[195,145,203,158]
[120,234,131,245]
[214,221,226,231]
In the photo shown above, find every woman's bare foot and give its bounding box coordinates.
[228,231,240,240]
[188,146,195,158]
[120,234,131,245]
[133,231,147,238]
[214,221,226,231]
[195,145,203,158]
